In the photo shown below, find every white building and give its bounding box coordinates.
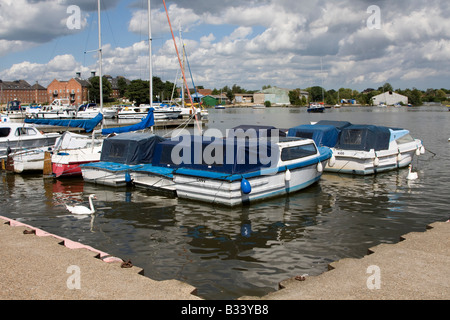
[372,92,408,106]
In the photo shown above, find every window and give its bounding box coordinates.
[15,127,37,136]
[0,128,11,138]
[341,129,364,146]
[281,144,317,161]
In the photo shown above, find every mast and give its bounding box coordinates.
[148,0,153,110]
[97,0,103,128]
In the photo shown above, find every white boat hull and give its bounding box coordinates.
[132,171,176,194]
[325,139,423,175]
[174,161,326,206]
[81,163,131,187]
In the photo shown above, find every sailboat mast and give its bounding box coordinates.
[148,0,153,109]
[97,0,103,118]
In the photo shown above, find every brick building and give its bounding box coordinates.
[0,80,47,105]
[47,77,90,105]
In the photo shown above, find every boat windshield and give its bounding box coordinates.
[281,143,317,161]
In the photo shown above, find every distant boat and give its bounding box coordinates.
[215,105,225,109]
[28,99,77,119]
[307,103,325,113]
[118,104,181,120]
[76,103,118,119]
[252,104,266,109]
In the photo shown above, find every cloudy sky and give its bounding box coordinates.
[1,0,449,91]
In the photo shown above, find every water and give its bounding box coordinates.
[1,106,449,300]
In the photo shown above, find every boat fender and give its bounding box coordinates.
[397,152,402,162]
[374,157,380,167]
[415,148,421,156]
[241,178,252,195]
[285,169,291,181]
[420,146,425,155]
[328,155,336,167]
[125,172,132,183]
[316,161,323,173]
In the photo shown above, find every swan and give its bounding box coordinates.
[406,165,418,180]
[66,194,97,215]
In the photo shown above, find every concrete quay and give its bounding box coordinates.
[0,216,200,300]
[246,220,450,300]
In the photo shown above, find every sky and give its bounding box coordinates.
[1,0,450,92]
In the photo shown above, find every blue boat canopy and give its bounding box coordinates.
[152,136,276,175]
[336,125,391,151]
[100,132,166,165]
[287,124,339,147]
[101,108,154,135]
[25,112,103,133]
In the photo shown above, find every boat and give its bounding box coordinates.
[215,105,226,109]
[118,104,181,120]
[2,100,25,119]
[252,104,266,109]
[0,122,60,160]
[28,99,77,119]
[6,114,104,174]
[76,103,118,119]
[287,120,425,175]
[51,131,103,178]
[307,102,325,113]
[80,132,166,187]
[169,133,332,206]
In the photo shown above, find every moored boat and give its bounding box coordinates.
[288,120,424,175]
[80,132,165,187]
[0,122,60,160]
[171,135,332,206]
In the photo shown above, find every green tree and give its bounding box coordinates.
[289,89,302,105]
[126,79,150,106]
[88,76,112,103]
[117,77,128,97]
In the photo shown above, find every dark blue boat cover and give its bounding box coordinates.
[152,136,276,174]
[315,120,352,130]
[336,125,391,151]
[101,108,155,135]
[287,124,339,147]
[25,112,103,133]
[100,132,166,165]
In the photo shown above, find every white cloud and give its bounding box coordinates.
[2,0,450,91]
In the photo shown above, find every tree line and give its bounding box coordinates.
[89,77,449,107]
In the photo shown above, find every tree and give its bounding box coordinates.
[308,86,325,102]
[289,89,302,105]
[126,79,150,106]
[117,77,128,97]
[88,76,112,103]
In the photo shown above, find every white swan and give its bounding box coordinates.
[66,194,97,215]
[406,165,418,180]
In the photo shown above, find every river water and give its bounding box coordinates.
[1,106,449,300]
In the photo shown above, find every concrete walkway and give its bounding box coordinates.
[246,221,450,300]
[0,216,200,300]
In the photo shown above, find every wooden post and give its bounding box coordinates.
[43,151,53,176]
